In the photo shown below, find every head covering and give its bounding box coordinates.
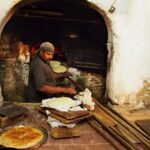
[39,42,54,53]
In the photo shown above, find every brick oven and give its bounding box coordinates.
[0,0,108,103]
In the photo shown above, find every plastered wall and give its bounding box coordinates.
[0,0,150,105]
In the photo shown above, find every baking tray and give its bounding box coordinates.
[0,104,29,118]
[0,124,48,150]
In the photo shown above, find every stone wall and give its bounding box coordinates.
[0,33,29,102]
[78,71,106,101]
[0,58,29,102]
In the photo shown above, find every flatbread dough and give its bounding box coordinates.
[0,125,44,149]
[42,97,81,111]
[50,61,67,73]
[52,65,67,73]
[50,61,61,67]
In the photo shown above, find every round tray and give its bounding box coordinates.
[0,124,48,149]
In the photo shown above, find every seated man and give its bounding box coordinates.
[25,42,76,102]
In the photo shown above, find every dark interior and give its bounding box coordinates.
[2,0,108,71]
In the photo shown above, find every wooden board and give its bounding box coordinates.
[49,112,92,124]
[44,108,90,120]
[50,125,81,138]
[92,105,117,126]
[135,119,150,136]
[37,107,93,124]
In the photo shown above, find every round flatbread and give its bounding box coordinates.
[0,125,45,149]
[52,65,67,73]
[50,61,61,67]
[49,61,67,73]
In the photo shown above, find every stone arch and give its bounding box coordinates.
[0,0,112,54]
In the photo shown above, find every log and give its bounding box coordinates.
[107,105,150,140]
[95,101,150,148]
[92,117,137,150]
[88,118,124,150]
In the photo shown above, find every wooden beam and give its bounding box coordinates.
[15,13,103,24]
[17,9,65,16]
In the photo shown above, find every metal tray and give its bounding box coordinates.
[0,104,29,118]
[0,123,48,150]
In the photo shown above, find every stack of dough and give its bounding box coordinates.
[50,61,67,73]
[41,97,82,112]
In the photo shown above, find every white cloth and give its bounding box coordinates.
[68,67,81,81]
[47,116,76,128]
[74,88,95,110]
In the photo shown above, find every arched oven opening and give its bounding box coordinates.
[0,0,108,103]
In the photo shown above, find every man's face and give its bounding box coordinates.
[40,51,54,63]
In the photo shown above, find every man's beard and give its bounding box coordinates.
[46,58,51,63]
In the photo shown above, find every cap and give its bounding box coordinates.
[39,42,54,53]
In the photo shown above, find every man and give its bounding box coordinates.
[26,42,76,102]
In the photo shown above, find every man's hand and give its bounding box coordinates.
[65,87,77,95]
[54,71,71,78]
[62,72,72,78]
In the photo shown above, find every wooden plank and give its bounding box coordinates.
[135,119,150,136]
[111,125,140,144]
[88,118,126,150]
[37,107,93,124]
[49,112,92,124]
[50,125,81,139]
[93,105,117,126]
[46,109,90,120]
